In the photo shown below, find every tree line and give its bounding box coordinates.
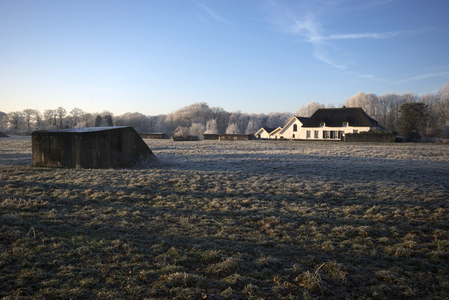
[0,104,293,138]
[1,84,448,138]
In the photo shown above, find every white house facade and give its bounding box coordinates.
[269,127,283,139]
[278,116,309,139]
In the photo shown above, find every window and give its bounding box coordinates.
[338,131,344,139]
[320,122,325,127]
[314,131,319,138]
[292,134,295,138]
[330,131,336,139]
[323,131,329,139]
[293,124,297,132]
[353,130,358,133]
[306,130,311,138]
[343,122,348,127]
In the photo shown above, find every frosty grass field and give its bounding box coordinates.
[1,136,449,299]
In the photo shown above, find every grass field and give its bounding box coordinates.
[1,137,448,299]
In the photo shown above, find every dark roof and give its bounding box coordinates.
[295,117,309,124]
[140,132,168,135]
[262,127,277,133]
[302,107,385,129]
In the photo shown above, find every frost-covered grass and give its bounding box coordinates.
[1,138,449,299]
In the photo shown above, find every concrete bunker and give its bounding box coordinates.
[32,126,155,168]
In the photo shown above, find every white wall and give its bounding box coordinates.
[279,119,303,139]
[300,126,372,140]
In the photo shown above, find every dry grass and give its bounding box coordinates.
[0,137,448,299]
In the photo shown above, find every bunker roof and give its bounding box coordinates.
[45,126,129,133]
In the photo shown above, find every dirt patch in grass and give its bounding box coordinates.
[1,139,448,298]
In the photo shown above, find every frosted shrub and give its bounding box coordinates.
[189,123,205,138]
[173,126,190,137]
[226,123,240,134]
[205,119,219,134]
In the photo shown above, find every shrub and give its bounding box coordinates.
[406,130,421,142]
[344,130,396,143]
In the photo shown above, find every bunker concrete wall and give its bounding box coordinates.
[32,127,154,168]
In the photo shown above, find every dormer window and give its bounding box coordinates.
[320,122,325,127]
[342,122,348,127]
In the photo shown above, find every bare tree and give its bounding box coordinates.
[344,92,380,119]
[226,123,240,134]
[113,112,148,132]
[295,102,325,117]
[44,109,57,127]
[56,107,67,128]
[210,106,229,133]
[8,111,22,130]
[79,111,92,127]
[205,119,219,134]
[0,112,8,131]
[33,110,43,129]
[245,119,259,134]
[22,109,35,132]
[437,84,449,127]
[155,115,167,133]
[420,93,440,138]
[70,108,83,127]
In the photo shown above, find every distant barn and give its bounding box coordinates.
[204,134,256,141]
[32,126,154,168]
[219,134,256,141]
[139,132,170,139]
[203,134,219,140]
[171,136,199,141]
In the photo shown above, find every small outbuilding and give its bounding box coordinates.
[171,136,199,141]
[219,134,256,141]
[203,134,220,140]
[139,132,170,139]
[32,126,154,168]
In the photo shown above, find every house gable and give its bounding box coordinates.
[280,116,309,134]
[255,127,278,139]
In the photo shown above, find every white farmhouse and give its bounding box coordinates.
[300,107,386,140]
[255,107,386,140]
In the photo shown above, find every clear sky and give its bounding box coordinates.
[1,0,448,116]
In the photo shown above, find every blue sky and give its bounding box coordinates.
[1,0,448,116]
